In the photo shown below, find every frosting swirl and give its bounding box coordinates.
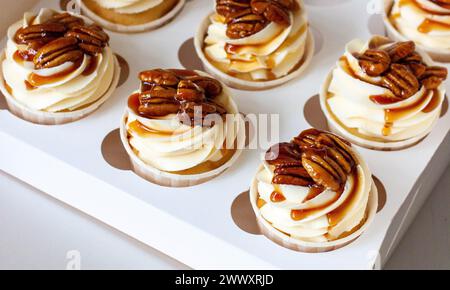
[389,0,450,51]
[256,129,372,242]
[126,69,243,173]
[204,0,309,81]
[326,37,447,142]
[1,9,115,113]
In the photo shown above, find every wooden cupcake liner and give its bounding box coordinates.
[77,0,186,33]
[382,0,450,63]
[319,69,441,151]
[119,111,246,188]
[0,52,120,125]
[194,12,315,91]
[249,162,379,253]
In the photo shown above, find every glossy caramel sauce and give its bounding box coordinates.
[27,60,81,87]
[82,56,99,76]
[257,198,267,209]
[418,18,450,33]
[270,191,286,203]
[305,185,326,201]
[327,172,360,227]
[13,50,36,64]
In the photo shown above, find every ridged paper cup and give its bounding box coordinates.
[249,148,378,253]
[319,68,440,151]
[383,0,450,63]
[0,51,120,125]
[77,0,186,33]
[119,73,246,187]
[194,13,315,91]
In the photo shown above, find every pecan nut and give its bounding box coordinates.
[14,23,66,45]
[226,11,268,39]
[357,49,391,77]
[48,12,85,29]
[139,69,180,87]
[176,80,206,103]
[382,64,419,99]
[65,25,109,55]
[251,0,296,26]
[185,76,223,97]
[33,37,83,69]
[301,153,341,191]
[216,0,251,19]
[384,41,415,63]
[420,66,448,89]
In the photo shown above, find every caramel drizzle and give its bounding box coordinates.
[290,171,360,227]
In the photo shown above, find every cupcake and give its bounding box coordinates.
[320,36,447,151]
[384,0,450,62]
[120,68,246,187]
[78,0,185,33]
[0,8,120,125]
[250,129,378,253]
[194,0,314,90]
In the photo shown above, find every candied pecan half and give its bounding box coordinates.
[48,12,84,29]
[251,0,296,26]
[301,151,342,192]
[139,69,180,87]
[226,10,268,39]
[420,66,448,89]
[65,25,109,55]
[382,64,419,99]
[384,41,415,63]
[357,49,391,77]
[33,37,83,69]
[265,142,302,166]
[14,23,66,45]
[176,80,206,103]
[216,0,251,19]
[138,96,180,117]
[185,76,223,98]
[140,86,177,100]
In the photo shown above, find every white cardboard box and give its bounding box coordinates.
[0,0,449,269]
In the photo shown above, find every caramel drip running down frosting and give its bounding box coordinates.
[12,12,110,87]
[353,40,447,136]
[265,129,358,193]
[216,0,300,39]
[128,69,228,127]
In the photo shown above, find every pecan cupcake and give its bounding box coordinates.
[194,0,314,90]
[78,0,185,33]
[0,9,120,125]
[320,36,447,151]
[384,0,450,62]
[250,129,378,253]
[120,69,245,187]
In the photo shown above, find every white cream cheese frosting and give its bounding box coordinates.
[204,0,308,81]
[1,9,115,113]
[390,0,450,51]
[326,38,445,142]
[93,0,163,14]
[126,87,243,173]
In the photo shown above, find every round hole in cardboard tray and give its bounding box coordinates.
[101,128,132,171]
[231,190,262,235]
[115,53,130,88]
[178,37,204,72]
[303,94,328,131]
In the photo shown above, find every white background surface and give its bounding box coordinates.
[0,166,449,270]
